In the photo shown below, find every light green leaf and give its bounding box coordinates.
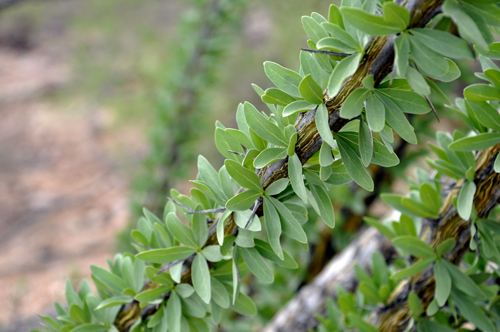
[232,247,240,304]
[451,290,494,332]
[225,159,263,192]
[226,190,261,212]
[366,92,385,132]
[268,196,308,243]
[468,100,500,132]
[420,183,440,215]
[283,100,315,117]
[215,127,244,162]
[263,197,283,259]
[136,247,196,264]
[436,238,456,257]
[442,260,485,299]
[319,141,334,167]
[231,292,257,316]
[449,132,500,151]
[301,15,329,44]
[241,247,274,283]
[265,178,289,196]
[244,102,288,146]
[321,22,360,50]
[392,236,436,258]
[166,213,198,248]
[70,324,108,332]
[166,292,181,332]
[457,180,476,220]
[495,153,500,172]
[408,292,423,319]
[201,245,223,263]
[359,117,372,167]
[340,7,403,36]
[340,88,369,119]
[192,253,211,304]
[409,36,448,77]
[317,36,358,53]
[254,239,298,269]
[192,208,208,248]
[263,61,303,97]
[316,103,336,148]
[90,266,128,294]
[299,74,323,104]
[254,148,287,168]
[288,153,308,202]
[135,286,171,303]
[262,88,296,106]
[300,50,327,88]
[327,53,361,98]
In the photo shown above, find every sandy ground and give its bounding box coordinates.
[0,39,132,331]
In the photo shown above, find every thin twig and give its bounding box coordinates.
[186,207,226,214]
[425,95,440,122]
[301,48,350,57]
[245,196,263,229]
[167,197,195,213]
[228,150,246,157]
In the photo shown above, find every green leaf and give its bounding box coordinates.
[383,2,410,29]
[485,69,500,89]
[135,286,171,303]
[420,183,440,215]
[363,217,396,240]
[377,93,417,144]
[69,324,108,332]
[436,238,456,257]
[232,292,257,316]
[299,74,323,104]
[451,290,495,332]
[457,180,476,220]
[241,247,274,283]
[90,266,128,294]
[263,197,283,259]
[254,239,298,269]
[406,66,430,95]
[408,292,423,319]
[288,153,308,202]
[136,247,196,264]
[334,134,374,191]
[341,7,403,36]
[394,33,410,77]
[166,213,198,248]
[327,53,361,98]
[300,50,327,88]
[316,103,336,148]
[319,141,334,167]
[392,236,436,258]
[302,15,329,43]
[225,159,263,192]
[321,22,360,50]
[391,256,436,280]
[310,185,335,228]
[409,36,448,77]
[495,153,500,172]
[244,102,288,146]
[166,292,181,332]
[269,196,308,243]
[347,313,379,332]
[215,127,244,162]
[377,89,431,115]
[262,88,296,106]
[201,245,223,263]
[254,148,287,168]
[283,100,315,117]
[340,88,369,119]
[410,28,474,59]
[210,277,229,309]
[192,208,208,248]
[226,190,261,212]
[232,247,240,304]
[192,253,211,304]
[443,260,485,299]
[468,100,500,131]
[197,156,225,203]
[421,320,456,332]
[443,0,489,51]
[95,296,133,311]
[317,37,358,53]
[464,84,500,101]
[449,133,500,151]
[365,92,385,132]
[263,61,303,97]
[265,178,289,196]
[358,117,373,167]
[434,260,451,306]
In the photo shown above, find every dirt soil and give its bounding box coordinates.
[0,26,132,332]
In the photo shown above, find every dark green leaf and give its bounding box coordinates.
[377,93,417,144]
[289,153,308,202]
[392,236,436,258]
[225,159,263,192]
[340,88,369,119]
[263,197,283,259]
[449,132,500,151]
[366,92,385,132]
[269,196,308,243]
[451,290,495,332]
[383,2,409,29]
[241,247,274,283]
[254,239,298,269]
[310,184,335,228]
[341,7,403,36]
[394,33,410,77]
[316,103,336,148]
[359,117,372,167]
[410,28,474,59]
[391,256,436,280]
[468,100,500,131]
[335,134,374,191]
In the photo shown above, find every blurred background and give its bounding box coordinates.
[0,0,334,330]
[0,0,475,331]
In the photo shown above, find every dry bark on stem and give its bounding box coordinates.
[114,1,444,330]
[265,144,500,332]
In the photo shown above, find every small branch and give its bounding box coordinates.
[300,48,350,58]
[167,197,195,213]
[245,197,263,229]
[425,95,440,122]
[228,150,246,157]
[186,207,226,214]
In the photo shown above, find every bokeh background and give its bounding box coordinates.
[0,0,476,331]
